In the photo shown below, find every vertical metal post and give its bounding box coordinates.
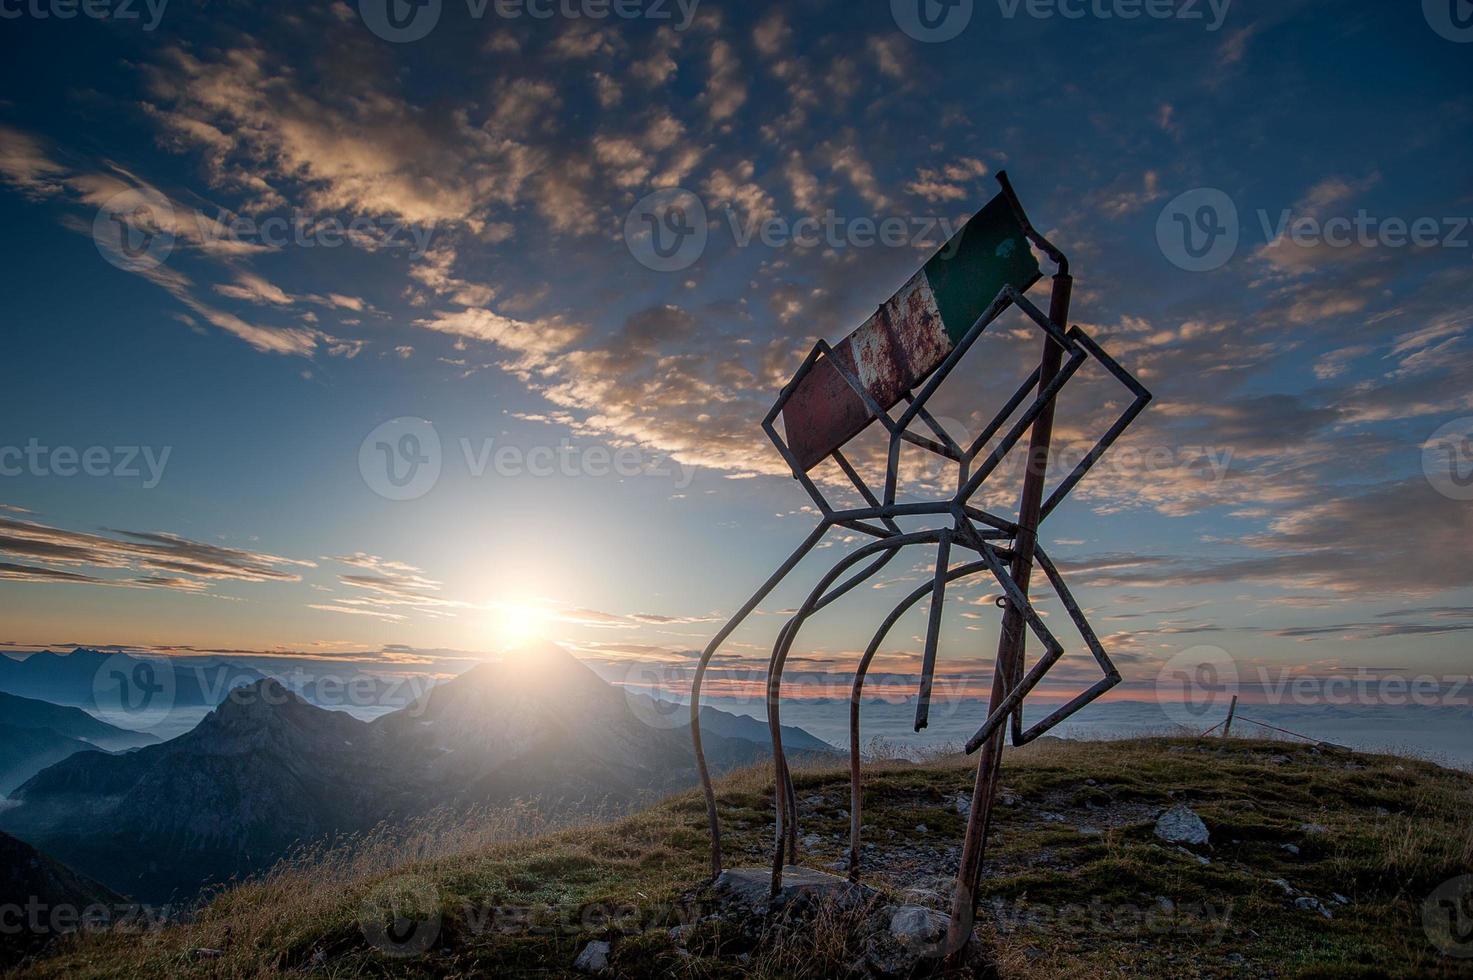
[945,272,1072,964]
[1222,695,1239,739]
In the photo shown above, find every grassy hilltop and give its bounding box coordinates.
[12,737,1473,979]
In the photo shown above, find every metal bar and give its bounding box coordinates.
[1039,327,1153,521]
[903,392,964,457]
[1222,695,1239,739]
[766,530,944,896]
[689,520,830,879]
[957,344,1085,501]
[1007,544,1122,745]
[964,366,1042,461]
[946,254,1073,965]
[913,531,953,732]
[848,560,991,881]
[960,541,1066,753]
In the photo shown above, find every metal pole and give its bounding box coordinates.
[1222,695,1238,739]
[945,271,1072,964]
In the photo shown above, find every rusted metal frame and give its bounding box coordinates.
[766,529,945,897]
[955,343,1087,503]
[947,522,1065,755]
[912,529,954,732]
[959,504,1020,536]
[897,426,964,462]
[1002,544,1122,747]
[763,497,906,863]
[1038,326,1154,522]
[826,501,1014,538]
[761,343,840,519]
[901,392,965,461]
[963,365,1042,461]
[847,558,993,882]
[946,265,1074,967]
[690,519,832,880]
[883,285,1023,506]
[835,519,897,540]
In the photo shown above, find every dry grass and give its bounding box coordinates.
[13,737,1473,979]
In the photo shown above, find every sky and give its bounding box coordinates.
[1,0,1471,720]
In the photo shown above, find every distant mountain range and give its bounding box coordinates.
[0,648,265,712]
[0,691,158,795]
[0,645,834,904]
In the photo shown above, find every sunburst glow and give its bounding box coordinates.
[490,600,550,651]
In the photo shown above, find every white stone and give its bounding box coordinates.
[574,940,610,973]
[1154,805,1210,846]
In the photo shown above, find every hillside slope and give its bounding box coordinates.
[12,737,1473,978]
[0,832,124,969]
[0,691,159,750]
[0,648,834,904]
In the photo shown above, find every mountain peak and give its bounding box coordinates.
[199,677,362,745]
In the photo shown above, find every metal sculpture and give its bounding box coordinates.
[689,172,1151,958]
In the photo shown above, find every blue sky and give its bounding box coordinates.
[1,0,1471,710]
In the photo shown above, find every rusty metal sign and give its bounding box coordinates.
[782,192,1042,471]
[690,171,1152,963]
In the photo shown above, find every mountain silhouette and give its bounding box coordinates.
[0,645,832,904]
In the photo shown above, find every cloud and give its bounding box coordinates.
[0,126,67,197]
[0,515,312,592]
[702,40,747,123]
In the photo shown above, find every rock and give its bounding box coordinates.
[954,793,972,817]
[1155,805,1210,846]
[1282,843,1300,856]
[573,941,610,973]
[1041,812,1067,823]
[805,796,824,807]
[1078,826,1103,837]
[712,866,875,918]
[189,949,224,961]
[1156,896,1176,913]
[889,905,947,945]
[914,823,928,833]
[1331,893,1350,905]
[668,924,693,946]
[801,834,823,850]
[1300,822,1328,835]
[1226,952,1246,965]
[865,905,953,976]
[1294,897,1333,919]
[1270,878,1296,896]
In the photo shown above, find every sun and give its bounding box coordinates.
[490,600,550,651]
